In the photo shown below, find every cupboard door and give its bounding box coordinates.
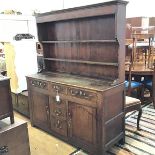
[31,91,50,130]
[68,102,97,146]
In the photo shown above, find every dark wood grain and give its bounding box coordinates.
[0,76,14,124]
[0,120,30,155]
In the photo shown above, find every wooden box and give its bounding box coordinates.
[11,92,18,111]
[0,120,30,155]
[12,92,29,118]
[27,1,127,154]
[0,76,14,124]
[18,91,29,117]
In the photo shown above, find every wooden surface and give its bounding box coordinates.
[27,72,114,91]
[0,76,14,124]
[0,119,30,155]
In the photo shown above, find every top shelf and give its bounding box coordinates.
[41,40,118,44]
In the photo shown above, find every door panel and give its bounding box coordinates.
[68,102,97,145]
[31,91,50,130]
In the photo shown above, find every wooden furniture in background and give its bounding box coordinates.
[12,91,29,118]
[125,62,144,102]
[0,75,14,124]
[27,1,128,154]
[131,32,155,68]
[125,17,155,66]
[125,96,142,130]
[125,65,155,107]
[126,17,149,39]
[149,17,155,33]
[142,62,155,108]
[0,120,30,155]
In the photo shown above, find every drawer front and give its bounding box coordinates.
[50,83,66,94]
[30,79,48,90]
[68,87,97,102]
[49,97,66,119]
[50,116,67,137]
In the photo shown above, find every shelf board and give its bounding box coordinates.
[44,58,118,66]
[41,40,118,44]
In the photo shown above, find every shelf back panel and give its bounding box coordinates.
[44,60,118,80]
[36,0,127,81]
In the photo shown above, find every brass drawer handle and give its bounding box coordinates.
[53,85,62,92]
[21,102,25,105]
[83,94,93,99]
[0,146,9,153]
[55,120,62,129]
[70,89,78,96]
[70,89,93,99]
[54,110,62,116]
[31,80,47,89]
[68,118,72,128]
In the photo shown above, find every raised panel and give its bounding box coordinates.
[68,102,97,145]
[104,85,124,121]
[31,91,50,130]
[105,115,124,144]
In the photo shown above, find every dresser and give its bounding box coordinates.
[27,1,127,154]
[0,76,14,124]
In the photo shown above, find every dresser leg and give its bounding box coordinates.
[10,114,14,124]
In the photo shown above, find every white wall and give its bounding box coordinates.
[0,0,154,18]
[126,0,155,17]
[0,15,38,42]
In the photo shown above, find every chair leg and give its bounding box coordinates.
[137,107,142,130]
[138,86,144,104]
[10,111,14,124]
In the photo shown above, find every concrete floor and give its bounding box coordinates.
[14,112,76,155]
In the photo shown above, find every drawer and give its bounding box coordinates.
[50,116,67,137]
[49,97,66,119]
[30,79,48,90]
[68,87,97,102]
[50,83,66,94]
